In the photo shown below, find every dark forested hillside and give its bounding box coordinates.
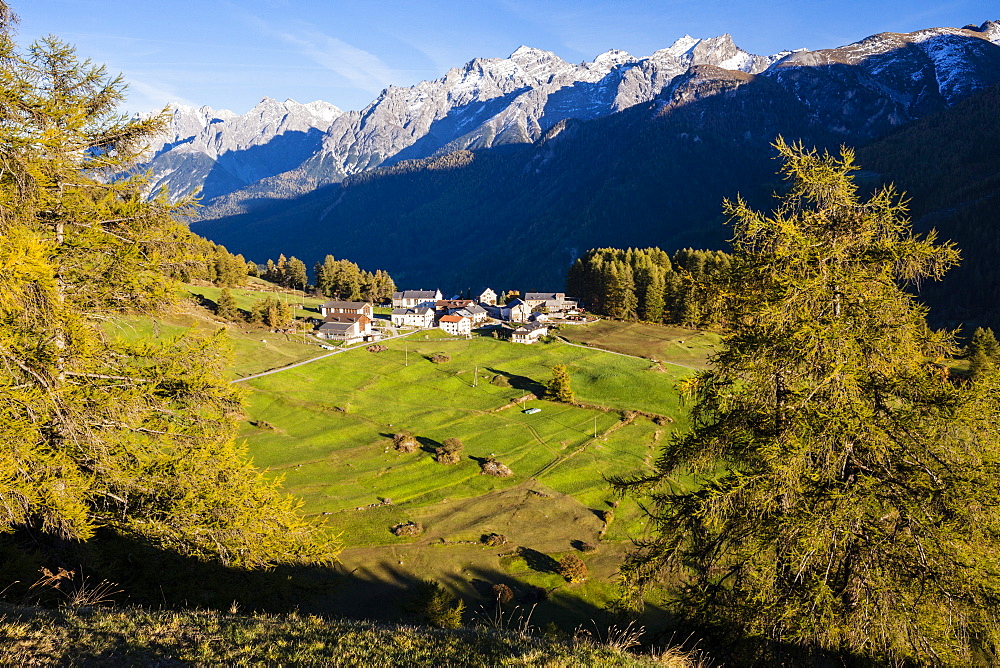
[856,83,1000,330]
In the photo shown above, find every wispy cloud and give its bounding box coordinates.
[121,76,198,113]
[277,29,398,94]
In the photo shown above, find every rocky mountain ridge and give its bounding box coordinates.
[141,32,793,205]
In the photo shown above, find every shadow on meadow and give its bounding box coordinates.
[483,367,546,396]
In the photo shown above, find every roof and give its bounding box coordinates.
[524,292,564,301]
[475,287,495,295]
[436,299,473,308]
[439,315,467,323]
[514,322,548,333]
[318,322,357,332]
[322,300,370,309]
[506,299,526,307]
[395,290,439,299]
[465,304,487,314]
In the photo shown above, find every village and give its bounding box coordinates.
[314,288,585,346]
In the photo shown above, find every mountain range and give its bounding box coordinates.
[153,20,1000,324]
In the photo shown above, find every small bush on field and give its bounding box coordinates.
[249,420,274,430]
[411,579,464,629]
[366,344,387,353]
[393,432,418,453]
[430,354,450,364]
[481,533,508,547]
[391,521,423,537]
[599,509,614,524]
[577,542,598,553]
[490,374,511,388]
[436,438,464,465]
[558,554,588,583]
[480,458,513,478]
[491,583,514,605]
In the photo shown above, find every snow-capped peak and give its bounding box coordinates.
[592,49,639,69]
[666,35,701,58]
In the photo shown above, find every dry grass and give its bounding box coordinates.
[0,604,689,666]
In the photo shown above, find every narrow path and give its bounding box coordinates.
[231,329,423,383]
[555,336,703,371]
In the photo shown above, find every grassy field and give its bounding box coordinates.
[239,329,697,626]
[102,284,332,378]
[103,286,704,631]
[559,320,721,369]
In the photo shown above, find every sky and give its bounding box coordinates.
[16,1,998,115]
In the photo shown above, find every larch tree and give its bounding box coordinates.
[545,364,575,403]
[613,140,1000,665]
[0,9,336,568]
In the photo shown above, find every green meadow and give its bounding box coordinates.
[238,328,698,622]
[107,285,706,625]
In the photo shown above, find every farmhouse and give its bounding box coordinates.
[392,290,442,308]
[317,320,367,344]
[320,300,373,318]
[524,292,577,312]
[511,321,548,344]
[390,306,435,328]
[435,299,474,314]
[455,304,488,323]
[474,288,498,305]
[438,314,472,336]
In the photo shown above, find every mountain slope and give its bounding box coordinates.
[191,22,1000,297]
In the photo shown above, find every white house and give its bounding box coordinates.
[523,292,577,312]
[392,290,442,308]
[455,304,489,324]
[317,320,366,343]
[390,306,435,328]
[438,314,472,336]
[511,321,548,344]
[474,288,498,306]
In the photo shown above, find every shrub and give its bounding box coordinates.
[411,579,464,629]
[435,438,464,465]
[366,344,387,353]
[558,554,588,583]
[480,459,513,478]
[577,542,598,553]
[599,509,614,524]
[491,583,514,605]
[391,521,423,537]
[490,374,511,388]
[392,432,418,453]
[481,533,508,547]
[430,353,450,364]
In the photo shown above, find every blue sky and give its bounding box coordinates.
[17,1,998,114]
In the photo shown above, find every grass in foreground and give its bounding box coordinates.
[0,604,695,667]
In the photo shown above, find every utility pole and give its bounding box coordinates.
[593,415,597,438]
[474,365,478,387]
[405,342,408,367]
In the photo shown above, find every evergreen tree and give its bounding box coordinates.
[215,287,241,321]
[614,141,1000,664]
[967,326,1000,378]
[0,15,333,567]
[284,256,308,291]
[545,364,575,403]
